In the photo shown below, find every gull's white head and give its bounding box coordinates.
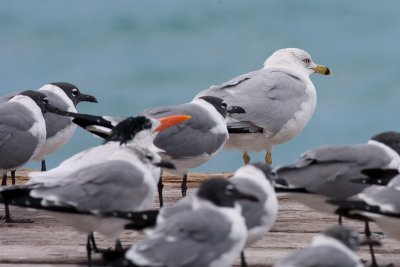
[263,48,331,76]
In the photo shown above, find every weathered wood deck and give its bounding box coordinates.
[0,169,399,266]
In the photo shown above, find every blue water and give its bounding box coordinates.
[1,1,400,172]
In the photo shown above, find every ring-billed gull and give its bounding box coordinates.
[195,48,332,164]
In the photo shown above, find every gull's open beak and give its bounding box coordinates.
[155,115,192,132]
[312,64,332,76]
[76,93,98,103]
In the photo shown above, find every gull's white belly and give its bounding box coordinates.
[226,83,316,152]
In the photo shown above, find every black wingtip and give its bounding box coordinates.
[71,113,114,129]
[227,105,246,114]
[356,168,400,185]
[328,199,378,221]
[273,185,310,194]
[69,113,115,139]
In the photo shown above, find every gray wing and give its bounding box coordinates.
[31,160,150,212]
[196,69,308,136]
[231,177,269,230]
[129,208,234,267]
[358,185,400,213]
[276,144,391,199]
[275,246,361,267]
[0,103,38,169]
[41,91,74,139]
[158,194,194,221]
[143,103,226,158]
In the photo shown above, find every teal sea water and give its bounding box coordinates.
[1,1,400,172]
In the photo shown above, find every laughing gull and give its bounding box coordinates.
[274,225,378,267]
[195,48,331,165]
[274,131,400,267]
[32,82,98,171]
[63,96,245,202]
[0,90,71,222]
[0,114,190,266]
[0,82,98,171]
[275,131,400,216]
[142,96,245,198]
[102,178,258,267]
[229,163,278,267]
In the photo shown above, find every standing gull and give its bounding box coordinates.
[0,82,97,207]
[274,225,378,267]
[274,131,400,267]
[275,131,400,215]
[0,114,191,266]
[229,163,278,267]
[0,82,98,171]
[0,90,71,222]
[142,96,244,198]
[102,178,258,267]
[32,82,98,171]
[195,48,331,164]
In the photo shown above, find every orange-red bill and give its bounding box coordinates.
[155,115,192,132]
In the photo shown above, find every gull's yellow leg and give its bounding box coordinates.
[243,151,251,165]
[265,151,272,165]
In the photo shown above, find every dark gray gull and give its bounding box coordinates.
[274,225,378,267]
[0,115,191,266]
[62,96,245,204]
[102,178,258,267]
[275,131,400,267]
[275,131,400,215]
[195,48,332,165]
[0,90,71,222]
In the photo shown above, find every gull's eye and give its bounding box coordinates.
[221,103,228,109]
[43,97,49,104]
[145,155,154,161]
[303,58,311,64]
[72,88,79,96]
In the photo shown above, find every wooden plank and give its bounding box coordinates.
[0,169,400,266]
